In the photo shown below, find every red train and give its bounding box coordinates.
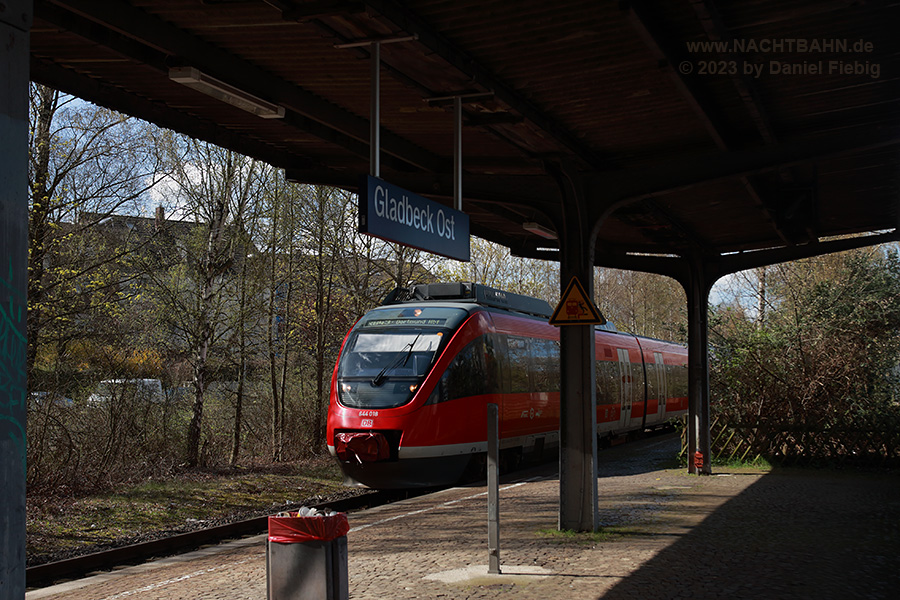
[326,283,688,488]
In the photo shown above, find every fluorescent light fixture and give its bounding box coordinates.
[523,222,558,239]
[168,67,285,119]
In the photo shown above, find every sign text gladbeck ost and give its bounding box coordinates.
[358,175,470,261]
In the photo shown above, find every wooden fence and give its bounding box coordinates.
[679,414,900,467]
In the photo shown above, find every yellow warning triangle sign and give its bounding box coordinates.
[549,277,606,326]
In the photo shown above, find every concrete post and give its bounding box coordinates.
[552,164,599,532]
[0,1,32,597]
[685,256,712,475]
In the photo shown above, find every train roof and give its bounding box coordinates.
[374,281,696,351]
[382,282,554,320]
[380,282,635,336]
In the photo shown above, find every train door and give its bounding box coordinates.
[654,351,667,422]
[616,348,632,429]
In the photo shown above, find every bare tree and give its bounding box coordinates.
[152,138,261,467]
[257,169,298,461]
[594,268,686,340]
[27,84,166,382]
[26,85,178,491]
[710,246,900,461]
[439,236,559,304]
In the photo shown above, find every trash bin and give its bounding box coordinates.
[266,509,350,600]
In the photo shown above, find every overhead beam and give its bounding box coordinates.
[688,0,778,145]
[623,0,729,149]
[363,0,611,172]
[592,125,900,204]
[290,124,899,258]
[277,1,367,22]
[686,0,819,242]
[716,230,900,275]
[591,229,900,282]
[287,168,560,213]
[646,199,703,247]
[30,59,321,175]
[624,0,800,245]
[41,0,446,173]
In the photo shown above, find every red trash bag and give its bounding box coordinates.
[268,512,350,544]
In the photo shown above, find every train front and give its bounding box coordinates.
[326,304,475,488]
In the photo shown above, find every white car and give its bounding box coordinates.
[88,379,165,404]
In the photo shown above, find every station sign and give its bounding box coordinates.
[550,277,606,326]
[358,175,470,262]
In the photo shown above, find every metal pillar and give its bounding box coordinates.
[552,164,599,532]
[1,1,32,597]
[685,255,713,475]
[487,403,500,574]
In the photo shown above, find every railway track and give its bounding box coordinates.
[27,430,677,589]
[25,488,431,589]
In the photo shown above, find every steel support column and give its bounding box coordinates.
[1,1,32,597]
[685,255,713,475]
[552,165,599,532]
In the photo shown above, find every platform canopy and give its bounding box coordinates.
[28,0,900,268]
[11,0,900,543]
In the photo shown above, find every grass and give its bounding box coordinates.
[26,457,355,565]
[712,455,773,470]
[675,452,774,471]
[537,526,642,545]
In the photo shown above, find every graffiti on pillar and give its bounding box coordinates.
[0,256,27,473]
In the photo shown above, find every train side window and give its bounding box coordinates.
[531,338,559,393]
[428,336,487,404]
[506,335,531,393]
[645,359,656,405]
[671,361,688,398]
[631,349,645,400]
[483,333,503,394]
[596,358,618,406]
[652,352,665,406]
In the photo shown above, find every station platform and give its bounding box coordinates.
[26,435,900,600]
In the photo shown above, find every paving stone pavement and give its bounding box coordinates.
[27,434,900,600]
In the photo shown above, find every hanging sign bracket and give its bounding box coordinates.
[335,34,419,178]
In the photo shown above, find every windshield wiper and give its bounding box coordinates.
[372,334,421,387]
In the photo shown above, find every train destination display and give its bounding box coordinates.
[358,175,470,261]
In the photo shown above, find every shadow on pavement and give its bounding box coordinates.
[598,466,900,600]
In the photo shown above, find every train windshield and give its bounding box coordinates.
[337,307,467,409]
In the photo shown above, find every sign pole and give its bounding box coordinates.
[370,41,380,178]
[336,34,420,178]
[454,96,462,212]
[487,403,501,574]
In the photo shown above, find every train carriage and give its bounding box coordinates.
[326,282,687,489]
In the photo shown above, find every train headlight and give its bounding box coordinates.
[409,384,418,393]
[340,382,358,402]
